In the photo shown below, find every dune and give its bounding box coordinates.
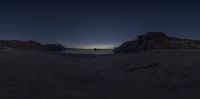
[0,49,200,99]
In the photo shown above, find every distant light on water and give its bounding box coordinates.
[81,44,116,49]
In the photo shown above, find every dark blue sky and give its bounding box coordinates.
[0,0,200,48]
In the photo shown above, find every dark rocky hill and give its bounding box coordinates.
[0,40,41,49]
[114,32,200,53]
[0,40,66,51]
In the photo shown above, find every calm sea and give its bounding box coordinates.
[53,49,114,55]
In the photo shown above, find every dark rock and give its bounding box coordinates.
[127,63,160,72]
[114,32,200,53]
[0,40,66,51]
[93,48,101,51]
[0,40,41,50]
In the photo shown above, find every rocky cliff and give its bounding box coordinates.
[114,32,200,53]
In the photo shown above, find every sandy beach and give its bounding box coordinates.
[0,49,200,99]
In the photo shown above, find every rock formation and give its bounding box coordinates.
[114,32,200,53]
[0,40,41,49]
[0,40,66,51]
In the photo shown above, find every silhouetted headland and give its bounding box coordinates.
[114,32,200,53]
[0,40,66,51]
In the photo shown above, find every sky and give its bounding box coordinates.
[0,0,200,49]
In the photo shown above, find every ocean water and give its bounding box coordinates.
[54,49,114,55]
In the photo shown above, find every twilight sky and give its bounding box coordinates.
[0,0,200,49]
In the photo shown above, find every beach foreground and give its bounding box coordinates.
[0,49,200,99]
